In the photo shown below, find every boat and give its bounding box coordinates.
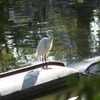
[0,61,79,100]
[67,56,100,74]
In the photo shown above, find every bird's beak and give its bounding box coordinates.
[52,32,58,36]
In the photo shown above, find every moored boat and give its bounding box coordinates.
[0,61,79,100]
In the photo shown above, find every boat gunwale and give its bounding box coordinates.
[0,61,65,78]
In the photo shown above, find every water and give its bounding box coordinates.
[0,0,100,99]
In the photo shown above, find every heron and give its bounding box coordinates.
[36,30,55,69]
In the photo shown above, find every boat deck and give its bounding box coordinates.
[0,62,79,100]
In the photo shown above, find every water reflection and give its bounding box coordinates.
[0,0,100,73]
[0,0,100,100]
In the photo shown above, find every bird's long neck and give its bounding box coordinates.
[48,33,53,41]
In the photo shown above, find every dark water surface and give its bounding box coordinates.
[0,0,100,99]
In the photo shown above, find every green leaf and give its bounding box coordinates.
[77,0,84,3]
[67,74,79,87]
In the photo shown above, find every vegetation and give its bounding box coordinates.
[57,74,100,100]
[0,0,100,100]
[0,0,10,24]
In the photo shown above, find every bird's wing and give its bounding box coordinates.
[36,38,47,58]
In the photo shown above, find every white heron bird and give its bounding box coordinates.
[36,30,55,69]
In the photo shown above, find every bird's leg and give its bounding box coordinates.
[42,57,44,69]
[44,56,52,70]
[44,55,48,69]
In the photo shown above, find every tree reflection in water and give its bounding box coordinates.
[0,0,100,73]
